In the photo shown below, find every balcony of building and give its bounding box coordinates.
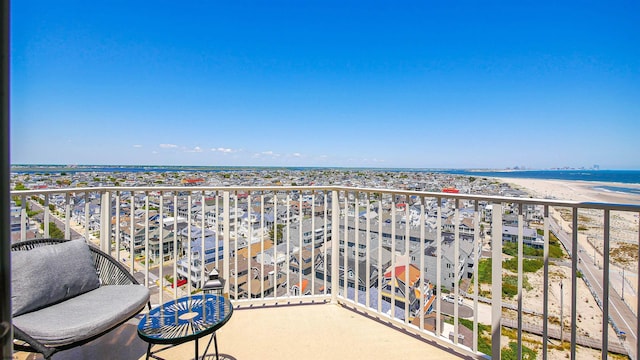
[8,185,640,359]
[15,304,465,360]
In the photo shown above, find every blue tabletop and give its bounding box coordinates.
[137,294,233,344]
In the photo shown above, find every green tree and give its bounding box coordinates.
[269,224,286,244]
[41,222,65,238]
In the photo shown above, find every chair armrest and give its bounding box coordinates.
[90,247,140,286]
[13,325,55,359]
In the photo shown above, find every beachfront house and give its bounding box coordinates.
[502,225,544,248]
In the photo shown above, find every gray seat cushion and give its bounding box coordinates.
[11,240,101,316]
[13,285,150,347]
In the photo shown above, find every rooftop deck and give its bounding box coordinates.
[9,184,640,359]
[15,303,466,360]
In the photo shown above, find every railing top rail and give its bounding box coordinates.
[10,185,640,212]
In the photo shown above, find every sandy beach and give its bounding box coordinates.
[488,176,640,358]
[494,177,640,205]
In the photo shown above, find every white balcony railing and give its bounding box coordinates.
[10,186,640,359]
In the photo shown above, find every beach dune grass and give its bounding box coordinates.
[476,258,535,298]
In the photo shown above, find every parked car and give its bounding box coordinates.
[442,294,463,305]
[171,278,187,288]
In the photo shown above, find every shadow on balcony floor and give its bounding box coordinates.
[15,303,469,360]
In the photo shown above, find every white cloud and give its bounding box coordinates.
[212,147,235,154]
[292,153,302,157]
[185,146,203,153]
[133,144,143,148]
[261,151,280,157]
[159,143,178,149]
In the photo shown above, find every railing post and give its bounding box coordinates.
[223,190,231,296]
[64,192,71,239]
[100,190,111,252]
[20,194,26,241]
[44,195,50,237]
[491,202,502,360]
[331,189,339,304]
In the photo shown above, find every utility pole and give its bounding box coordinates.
[622,268,625,301]
[560,280,564,346]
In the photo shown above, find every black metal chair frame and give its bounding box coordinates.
[11,238,151,360]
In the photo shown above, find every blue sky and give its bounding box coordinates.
[10,1,640,169]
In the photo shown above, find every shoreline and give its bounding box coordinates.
[493,177,640,205]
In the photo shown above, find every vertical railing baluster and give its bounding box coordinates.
[543,205,550,360]
[473,200,479,353]
[44,194,50,238]
[173,193,178,300]
[404,194,410,324]
[130,191,135,276]
[100,190,110,252]
[215,192,220,270]
[84,192,89,242]
[273,192,278,298]
[491,202,502,360]
[286,192,291,298]
[145,191,150,289]
[233,191,239,300]
[517,203,524,359]
[323,191,328,297]
[602,209,610,359]
[115,191,120,261]
[187,193,192,294]
[261,194,265,300]
[571,207,578,360]
[296,191,302,296]
[390,192,397,318]
[64,192,70,239]
[247,193,252,300]
[159,192,164,306]
[331,189,339,304]
[637,210,640,360]
[354,192,360,305]
[19,194,26,241]
[377,193,383,315]
[200,191,205,289]
[311,192,316,296]
[342,191,348,300]
[365,191,371,309]
[223,190,230,297]
[454,198,460,344]
[436,196,442,338]
[420,196,426,332]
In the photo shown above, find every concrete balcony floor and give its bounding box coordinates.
[15,303,468,360]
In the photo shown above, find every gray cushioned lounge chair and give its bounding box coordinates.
[11,238,150,359]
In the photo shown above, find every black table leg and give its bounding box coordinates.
[214,332,219,360]
[202,332,218,360]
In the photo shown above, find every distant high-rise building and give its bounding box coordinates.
[593,164,600,170]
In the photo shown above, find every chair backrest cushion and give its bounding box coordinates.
[11,240,101,316]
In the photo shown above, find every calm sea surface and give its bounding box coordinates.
[11,166,640,186]
[443,169,640,185]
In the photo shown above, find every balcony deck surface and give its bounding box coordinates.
[15,303,468,360]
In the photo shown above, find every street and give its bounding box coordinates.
[550,217,637,358]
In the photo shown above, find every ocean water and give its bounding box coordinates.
[442,169,640,185]
[11,165,640,186]
[592,186,640,196]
